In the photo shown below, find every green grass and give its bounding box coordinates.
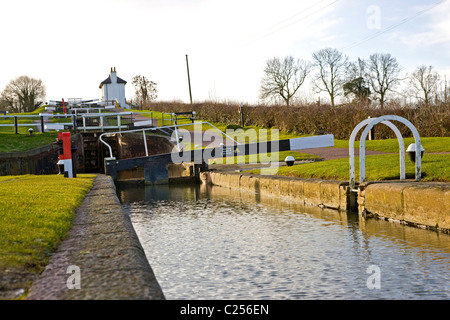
[247,153,450,182]
[51,117,72,123]
[334,137,450,153]
[0,174,95,272]
[0,132,58,153]
[0,119,35,134]
[211,150,322,165]
[0,105,51,133]
[130,109,192,126]
[179,122,305,142]
[7,106,47,116]
[246,137,450,182]
[134,108,305,141]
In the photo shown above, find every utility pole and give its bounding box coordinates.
[186,54,193,104]
[445,75,448,104]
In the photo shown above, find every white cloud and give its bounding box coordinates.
[392,1,450,50]
[0,0,448,104]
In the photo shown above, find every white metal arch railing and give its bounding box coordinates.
[349,118,405,189]
[349,115,422,190]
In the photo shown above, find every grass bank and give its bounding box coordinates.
[211,150,322,164]
[7,106,47,116]
[0,174,95,298]
[0,119,34,134]
[334,137,450,153]
[245,136,450,182]
[0,132,58,153]
[132,107,309,143]
[253,154,450,182]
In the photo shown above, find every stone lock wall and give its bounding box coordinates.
[0,134,84,176]
[202,171,450,234]
[202,172,349,211]
[358,182,450,232]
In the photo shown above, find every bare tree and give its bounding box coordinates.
[259,56,310,107]
[442,75,449,104]
[367,53,402,108]
[410,65,440,107]
[0,75,46,113]
[311,47,348,107]
[132,75,158,105]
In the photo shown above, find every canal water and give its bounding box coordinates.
[117,183,450,300]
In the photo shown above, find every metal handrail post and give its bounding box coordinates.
[143,129,149,156]
[72,115,77,134]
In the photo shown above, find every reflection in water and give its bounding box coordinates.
[117,183,450,300]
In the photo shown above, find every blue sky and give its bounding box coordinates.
[0,0,449,105]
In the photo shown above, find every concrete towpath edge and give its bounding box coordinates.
[26,174,165,300]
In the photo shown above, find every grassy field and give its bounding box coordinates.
[0,174,95,268]
[6,106,47,116]
[258,154,450,182]
[0,132,58,153]
[334,137,450,153]
[0,174,95,298]
[246,137,450,182]
[131,108,305,140]
[211,150,322,164]
[0,106,49,135]
[137,107,449,182]
[0,119,35,134]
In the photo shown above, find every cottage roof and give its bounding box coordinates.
[99,75,127,88]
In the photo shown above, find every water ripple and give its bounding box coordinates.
[118,184,450,300]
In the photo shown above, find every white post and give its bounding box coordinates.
[143,129,149,156]
[64,159,73,178]
[349,118,374,190]
[174,126,180,151]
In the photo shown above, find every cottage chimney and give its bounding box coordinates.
[110,67,117,83]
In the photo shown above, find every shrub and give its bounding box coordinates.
[144,101,450,139]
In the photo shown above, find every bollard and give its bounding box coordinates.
[71,144,77,178]
[57,132,74,178]
[368,116,375,140]
[406,143,424,163]
[285,156,295,166]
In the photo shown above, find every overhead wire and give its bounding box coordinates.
[341,0,448,51]
[235,0,340,49]
[244,0,328,39]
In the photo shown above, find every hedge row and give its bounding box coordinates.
[144,101,450,140]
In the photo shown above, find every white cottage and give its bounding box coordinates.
[99,67,129,108]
